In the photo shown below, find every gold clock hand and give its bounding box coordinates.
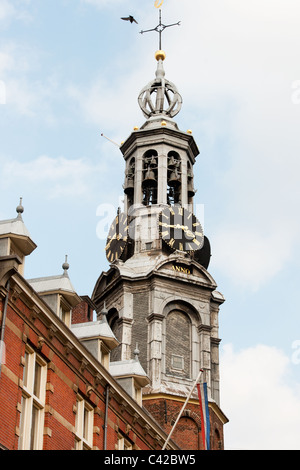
[159,222,178,228]
[105,233,117,250]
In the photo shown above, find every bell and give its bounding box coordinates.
[168,168,181,187]
[149,155,157,166]
[168,156,177,167]
[188,180,195,197]
[124,176,134,194]
[142,167,157,188]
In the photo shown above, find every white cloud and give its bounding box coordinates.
[0,46,15,75]
[0,0,32,25]
[0,41,59,119]
[0,0,15,22]
[1,155,103,199]
[221,343,300,450]
[67,67,146,137]
[211,228,292,291]
[6,74,60,119]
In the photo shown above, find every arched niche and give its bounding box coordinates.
[142,150,158,206]
[107,308,121,362]
[162,300,201,381]
[124,157,135,208]
[167,151,181,205]
[165,309,191,379]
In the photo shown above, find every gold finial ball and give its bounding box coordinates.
[133,126,139,131]
[187,129,192,134]
[161,121,167,126]
[155,50,166,61]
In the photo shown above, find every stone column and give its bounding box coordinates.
[147,313,164,389]
[157,152,168,205]
[134,151,144,206]
[180,153,188,207]
[117,318,133,361]
[198,324,212,398]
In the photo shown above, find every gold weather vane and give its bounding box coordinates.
[140,9,180,51]
[154,0,164,8]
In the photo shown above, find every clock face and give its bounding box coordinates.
[105,212,128,263]
[159,206,204,253]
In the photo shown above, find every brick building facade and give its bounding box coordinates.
[0,246,179,450]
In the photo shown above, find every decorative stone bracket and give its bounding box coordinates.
[0,255,22,289]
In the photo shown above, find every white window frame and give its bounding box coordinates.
[74,396,94,450]
[117,435,133,450]
[19,346,47,450]
[58,296,71,328]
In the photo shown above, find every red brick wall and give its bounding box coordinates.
[172,416,199,450]
[72,299,92,324]
[143,397,224,450]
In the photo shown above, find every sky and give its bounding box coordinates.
[1,0,300,450]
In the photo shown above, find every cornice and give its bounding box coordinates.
[120,126,199,163]
[96,267,217,305]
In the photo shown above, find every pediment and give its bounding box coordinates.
[154,255,217,289]
[91,266,120,302]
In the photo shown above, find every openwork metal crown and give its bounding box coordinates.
[138,56,182,119]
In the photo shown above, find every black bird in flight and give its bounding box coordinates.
[121,15,138,24]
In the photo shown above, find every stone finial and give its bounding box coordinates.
[134,343,140,361]
[62,255,69,275]
[16,197,24,218]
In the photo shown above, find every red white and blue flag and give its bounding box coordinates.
[197,382,210,450]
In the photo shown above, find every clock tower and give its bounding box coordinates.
[92,49,228,449]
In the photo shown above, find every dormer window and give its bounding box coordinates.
[58,297,71,328]
[27,257,81,329]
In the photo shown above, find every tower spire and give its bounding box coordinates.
[92,3,227,449]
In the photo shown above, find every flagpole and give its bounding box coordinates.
[100,133,120,147]
[162,369,203,450]
[197,383,207,450]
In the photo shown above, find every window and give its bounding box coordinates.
[75,396,94,450]
[117,435,133,450]
[19,347,47,450]
[58,297,71,327]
